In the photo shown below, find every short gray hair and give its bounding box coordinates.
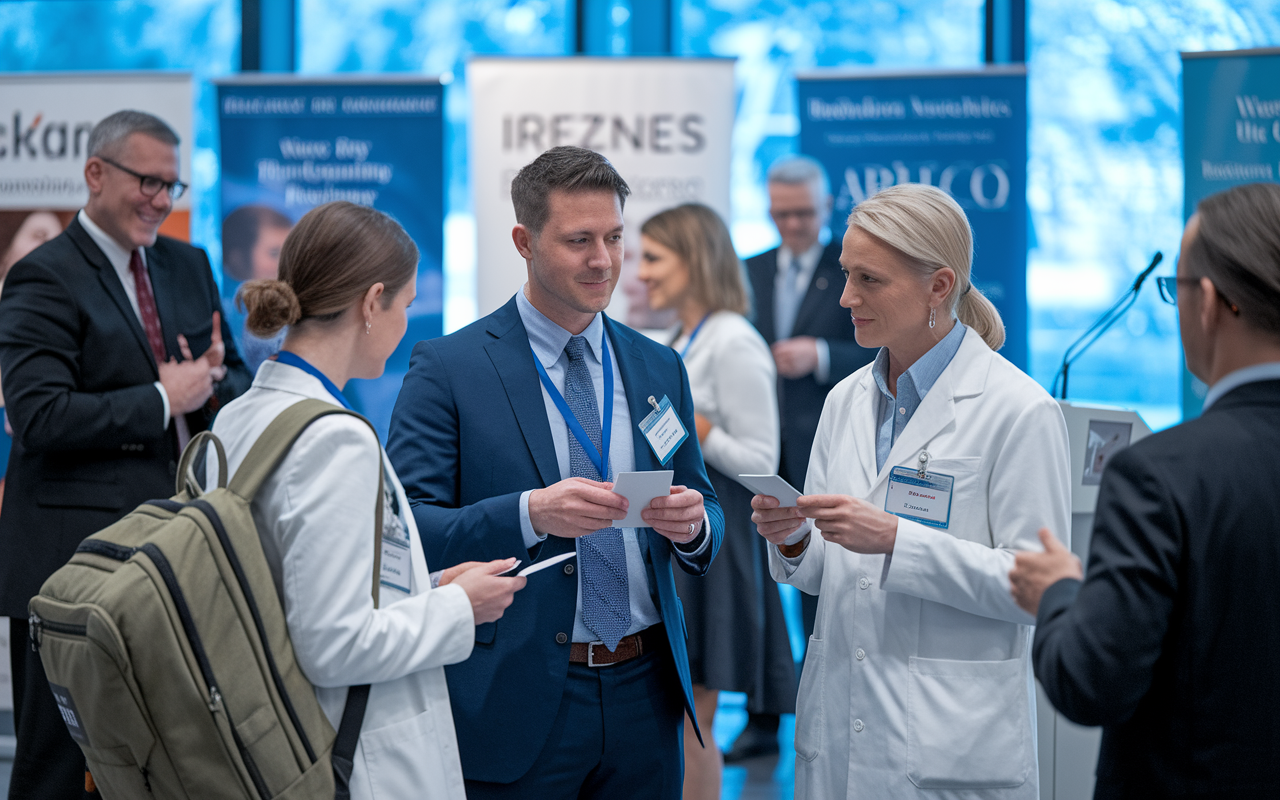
[87,110,180,161]
[766,155,830,199]
[1189,182,1280,338]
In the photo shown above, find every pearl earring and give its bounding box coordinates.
[365,321,371,335]
[928,307,936,329]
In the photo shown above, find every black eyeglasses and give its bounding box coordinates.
[1156,276,1240,315]
[99,156,187,200]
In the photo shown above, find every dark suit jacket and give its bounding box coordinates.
[387,296,724,784]
[0,216,251,617]
[1034,379,1280,799]
[745,241,876,486]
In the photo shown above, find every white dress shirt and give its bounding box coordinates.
[776,239,832,382]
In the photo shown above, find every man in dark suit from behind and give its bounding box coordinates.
[0,110,251,799]
[1010,181,1280,799]
[732,155,876,761]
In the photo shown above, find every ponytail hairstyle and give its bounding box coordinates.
[847,183,1005,350]
[238,201,418,338]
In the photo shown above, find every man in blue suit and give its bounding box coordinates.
[388,145,724,798]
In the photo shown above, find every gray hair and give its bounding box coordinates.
[848,183,1006,351]
[766,155,830,199]
[1188,182,1280,338]
[87,110,180,161]
[510,146,630,236]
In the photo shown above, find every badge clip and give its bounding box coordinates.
[917,450,930,479]
[648,395,661,412]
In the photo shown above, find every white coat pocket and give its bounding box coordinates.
[793,636,826,762]
[362,708,454,800]
[906,655,1031,789]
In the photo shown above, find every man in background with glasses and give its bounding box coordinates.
[0,109,250,799]
[1010,182,1280,797]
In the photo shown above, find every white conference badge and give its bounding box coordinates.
[379,470,413,595]
[884,464,955,529]
[639,395,688,465]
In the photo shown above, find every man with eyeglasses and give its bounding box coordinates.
[0,109,251,799]
[1009,182,1280,798]
[733,155,876,763]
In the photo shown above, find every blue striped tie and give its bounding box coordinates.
[563,335,630,651]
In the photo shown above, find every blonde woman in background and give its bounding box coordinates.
[638,203,791,800]
[751,183,1070,799]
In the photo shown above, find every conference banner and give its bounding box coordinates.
[1180,47,1280,416]
[216,76,445,439]
[468,57,735,323]
[797,66,1028,371]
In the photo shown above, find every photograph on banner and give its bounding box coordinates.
[216,78,445,439]
[797,67,1028,370]
[1180,47,1280,417]
[468,57,735,329]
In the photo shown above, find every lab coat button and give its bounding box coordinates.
[555,632,568,645]
[853,719,865,732]
[858,577,870,589]
[855,648,865,660]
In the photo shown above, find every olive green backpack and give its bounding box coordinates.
[28,399,382,799]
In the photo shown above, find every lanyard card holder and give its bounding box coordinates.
[884,466,955,529]
[639,395,688,466]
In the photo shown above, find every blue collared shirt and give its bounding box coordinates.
[871,322,967,472]
[515,289,704,642]
[1202,361,1280,411]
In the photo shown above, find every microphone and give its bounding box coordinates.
[1052,251,1163,401]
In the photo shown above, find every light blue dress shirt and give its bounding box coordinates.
[871,322,968,472]
[1201,361,1280,411]
[514,290,706,643]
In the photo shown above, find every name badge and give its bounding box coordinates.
[884,466,954,529]
[639,395,688,465]
[379,476,413,595]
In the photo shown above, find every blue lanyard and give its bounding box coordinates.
[276,351,352,410]
[531,335,612,481]
[678,314,711,359]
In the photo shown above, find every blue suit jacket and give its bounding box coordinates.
[387,296,724,783]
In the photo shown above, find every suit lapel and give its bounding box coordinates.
[67,218,158,375]
[146,244,180,361]
[605,317,660,473]
[484,300,562,489]
[792,242,844,338]
[748,250,778,343]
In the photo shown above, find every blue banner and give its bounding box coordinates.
[1181,48,1280,416]
[216,77,445,440]
[797,67,1028,370]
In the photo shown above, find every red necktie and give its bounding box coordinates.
[129,249,167,365]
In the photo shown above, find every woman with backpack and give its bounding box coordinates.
[216,201,526,799]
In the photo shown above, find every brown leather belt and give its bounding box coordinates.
[569,624,666,667]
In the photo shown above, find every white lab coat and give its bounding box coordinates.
[772,330,1070,800]
[211,360,474,800]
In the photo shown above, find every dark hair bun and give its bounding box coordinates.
[238,279,302,337]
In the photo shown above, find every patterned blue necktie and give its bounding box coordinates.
[563,335,630,651]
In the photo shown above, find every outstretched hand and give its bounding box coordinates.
[1009,528,1083,616]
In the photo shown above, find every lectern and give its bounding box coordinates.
[1035,402,1153,800]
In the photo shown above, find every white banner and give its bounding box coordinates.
[0,71,192,211]
[468,57,735,321]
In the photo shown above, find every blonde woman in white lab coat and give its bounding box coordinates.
[214,202,525,800]
[752,183,1070,799]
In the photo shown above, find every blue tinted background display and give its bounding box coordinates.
[798,69,1027,370]
[217,78,445,439]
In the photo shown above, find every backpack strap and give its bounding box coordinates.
[225,398,383,796]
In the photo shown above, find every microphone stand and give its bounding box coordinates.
[1053,252,1163,400]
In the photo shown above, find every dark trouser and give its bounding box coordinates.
[464,641,685,800]
[8,616,93,800]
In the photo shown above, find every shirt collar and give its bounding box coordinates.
[1202,361,1280,410]
[515,287,606,368]
[778,239,826,276]
[77,208,140,273]
[872,321,967,401]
